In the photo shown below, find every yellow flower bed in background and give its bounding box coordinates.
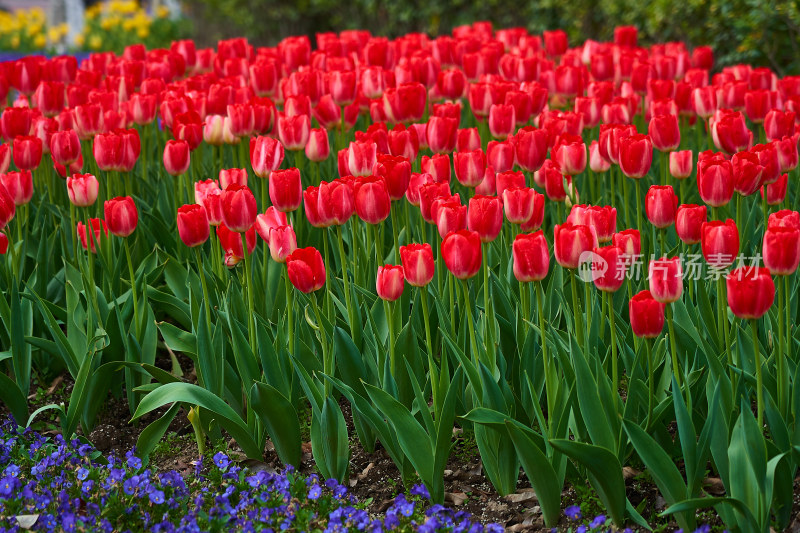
[0,1,187,53]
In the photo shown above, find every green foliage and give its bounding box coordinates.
[192,0,800,73]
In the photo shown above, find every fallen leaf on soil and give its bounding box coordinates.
[622,466,641,480]
[445,492,468,505]
[505,491,538,504]
[703,477,725,495]
[47,376,64,395]
[357,462,374,480]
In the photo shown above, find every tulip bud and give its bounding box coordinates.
[278,114,311,151]
[0,170,33,206]
[50,129,81,167]
[287,247,326,293]
[400,243,435,287]
[589,140,611,173]
[592,245,626,293]
[613,229,641,259]
[467,195,503,243]
[512,231,549,282]
[645,185,679,228]
[726,266,775,319]
[763,226,800,276]
[629,290,665,338]
[77,218,108,254]
[374,154,411,201]
[219,168,248,190]
[376,264,405,301]
[221,184,258,233]
[768,209,800,230]
[618,134,653,179]
[318,179,355,226]
[648,256,683,303]
[675,204,707,245]
[163,139,191,176]
[669,150,693,179]
[177,204,210,247]
[269,168,303,212]
[305,128,330,162]
[12,136,42,170]
[514,127,547,172]
[553,134,587,176]
[649,114,680,152]
[454,149,487,188]
[66,173,99,207]
[268,225,297,263]
[701,219,739,268]
[554,223,597,269]
[488,104,516,139]
[441,229,482,279]
[697,158,734,207]
[104,196,138,237]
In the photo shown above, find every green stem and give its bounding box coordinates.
[448,273,456,338]
[373,223,383,265]
[666,304,682,391]
[536,281,555,430]
[776,277,786,416]
[384,299,396,378]
[420,288,439,414]
[607,291,619,410]
[645,337,654,431]
[241,233,256,350]
[482,243,495,371]
[583,278,592,351]
[195,247,213,336]
[284,268,295,355]
[124,238,141,339]
[786,276,792,371]
[461,278,479,366]
[336,225,356,334]
[390,203,400,260]
[635,179,644,264]
[570,269,585,350]
[751,319,764,428]
[310,293,331,396]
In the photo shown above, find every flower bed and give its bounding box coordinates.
[0,19,798,533]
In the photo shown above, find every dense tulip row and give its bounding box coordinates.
[1,22,799,530]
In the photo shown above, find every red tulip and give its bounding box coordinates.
[305,128,330,162]
[130,93,157,125]
[1,107,32,140]
[726,266,775,319]
[441,229,482,279]
[513,231,550,282]
[218,224,257,266]
[318,179,355,226]
[50,129,81,166]
[434,196,467,238]
[278,114,311,151]
[163,140,191,176]
[268,225,298,263]
[104,196,138,237]
[354,176,391,224]
[177,204,210,247]
[488,104,515,139]
[328,70,357,105]
[544,29,568,57]
[629,290,665,338]
[520,191,545,232]
[374,154,411,201]
[287,247,326,293]
[12,136,42,170]
[221,184,257,232]
[219,168,248,190]
[0,144,9,175]
[249,136,284,178]
[540,159,571,202]
[648,256,683,303]
[454,149,487,188]
[701,219,739,268]
[376,265,405,301]
[554,223,597,269]
[582,205,617,243]
[467,195,503,242]
[66,173,99,207]
[503,187,537,225]
[73,103,104,140]
[613,229,641,259]
[763,226,800,276]
[589,140,611,172]
[649,114,680,152]
[744,90,773,124]
[383,83,427,124]
[768,210,800,231]
[0,232,7,254]
[346,140,377,177]
[675,204,707,244]
[761,173,788,205]
[514,127,547,172]
[731,151,765,196]
[76,218,107,254]
[388,124,420,161]
[592,245,626,293]
[751,142,780,185]
[764,109,795,141]
[775,135,798,173]
[691,86,717,118]
[645,185,679,228]
[419,181,452,223]
[618,134,653,179]
[0,170,32,206]
[697,158,734,207]
[426,116,458,154]
[553,134,587,176]
[669,150,693,179]
[399,243,435,287]
[457,128,481,152]
[421,154,451,183]
[264,168,300,213]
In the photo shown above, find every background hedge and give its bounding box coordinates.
[187,0,800,74]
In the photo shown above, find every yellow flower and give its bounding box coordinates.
[74,33,85,47]
[34,34,46,49]
[48,28,61,43]
[89,34,102,50]
[156,6,170,18]
[137,26,149,39]
[10,35,19,49]
[27,23,43,37]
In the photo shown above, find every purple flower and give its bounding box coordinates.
[308,484,322,500]
[565,505,582,520]
[577,526,587,533]
[149,490,166,504]
[127,456,142,470]
[589,514,606,528]
[410,484,430,499]
[213,452,230,470]
[76,467,89,481]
